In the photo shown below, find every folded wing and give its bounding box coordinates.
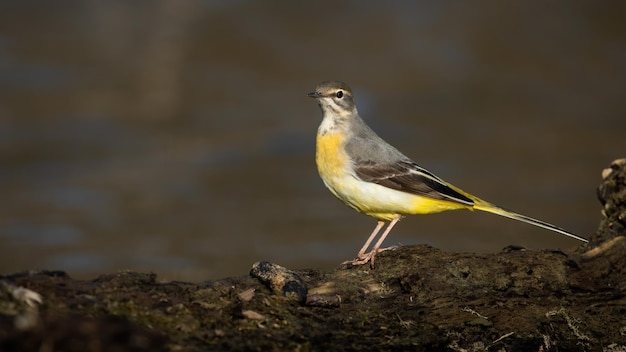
[354,160,474,206]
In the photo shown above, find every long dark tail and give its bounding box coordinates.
[471,198,588,243]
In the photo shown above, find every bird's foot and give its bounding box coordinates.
[341,251,375,267]
[342,246,399,268]
[377,245,398,253]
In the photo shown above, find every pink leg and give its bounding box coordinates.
[342,220,386,265]
[368,216,401,266]
[350,216,401,266]
[356,220,386,259]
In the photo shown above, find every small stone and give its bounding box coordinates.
[237,288,255,302]
[250,261,308,304]
[242,310,265,320]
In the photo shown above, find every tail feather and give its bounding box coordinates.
[471,199,589,243]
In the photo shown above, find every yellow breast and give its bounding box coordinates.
[316,131,349,180]
[316,131,397,219]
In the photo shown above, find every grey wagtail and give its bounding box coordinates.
[308,80,588,266]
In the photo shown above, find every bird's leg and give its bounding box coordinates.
[368,216,401,266]
[371,216,401,253]
[351,216,401,267]
[342,220,385,266]
[356,220,386,260]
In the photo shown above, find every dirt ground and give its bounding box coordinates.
[2,158,625,352]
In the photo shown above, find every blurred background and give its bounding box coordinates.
[1,1,624,281]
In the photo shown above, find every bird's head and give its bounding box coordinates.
[308,81,357,118]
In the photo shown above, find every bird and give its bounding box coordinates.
[307,80,588,267]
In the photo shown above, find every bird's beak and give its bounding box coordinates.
[307,91,322,98]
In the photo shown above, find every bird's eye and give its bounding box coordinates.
[336,90,344,99]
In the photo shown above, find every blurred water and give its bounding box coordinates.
[0,1,624,281]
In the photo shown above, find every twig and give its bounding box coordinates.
[461,306,488,320]
[492,331,515,344]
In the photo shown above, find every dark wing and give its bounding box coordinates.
[354,160,474,206]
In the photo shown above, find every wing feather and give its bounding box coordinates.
[354,160,474,206]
